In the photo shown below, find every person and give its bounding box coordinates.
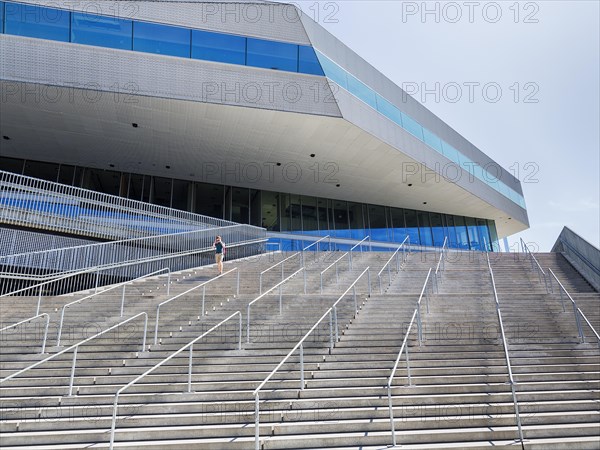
[213,236,225,274]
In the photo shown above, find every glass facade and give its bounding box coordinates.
[0,1,324,76]
[315,50,527,210]
[1,156,498,251]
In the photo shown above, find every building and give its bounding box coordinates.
[0,0,529,250]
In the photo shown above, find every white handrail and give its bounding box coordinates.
[153,267,239,345]
[0,313,50,354]
[109,311,242,450]
[433,236,448,293]
[56,268,169,346]
[1,312,148,391]
[259,252,301,294]
[377,236,410,294]
[386,268,433,447]
[319,252,349,294]
[520,238,549,292]
[349,236,370,269]
[487,253,524,447]
[253,267,371,450]
[248,268,304,343]
[548,268,599,344]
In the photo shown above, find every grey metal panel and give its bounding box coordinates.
[14,0,311,45]
[0,35,340,117]
[329,80,529,227]
[300,13,524,196]
[552,227,600,291]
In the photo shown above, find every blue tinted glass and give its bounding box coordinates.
[401,112,424,140]
[192,29,245,65]
[71,12,132,50]
[133,21,190,57]
[298,45,324,75]
[423,128,443,154]
[316,52,347,89]
[247,38,298,72]
[5,3,69,41]
[1,2,4,33]
[376,94,402,126]
[347,74,377,109]
[441,141,461,165]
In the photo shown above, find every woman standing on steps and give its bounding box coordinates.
[213,236,225,275]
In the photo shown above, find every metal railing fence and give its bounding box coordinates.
[486,253,525,448]
[259,252,301,295]
[377,236,410,294]
[253,267,371,450]
[0,313,50,354]
[547,268,600,345]
[433,236,449,292]
[0,225,266,295]
[109,311,242,450]
[320,252,350,294]
[520,238,550,292]
[0,170,239,241]
[153,267,240,345]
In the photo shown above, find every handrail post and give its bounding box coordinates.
[120,284,126,317]
[388,385,396,446]
[41,314,49,353]
[236,269,240,296]
[303,268,307,294]
[405,346,412,385]
[67,346,78,396]
[320,273,323,294]
[259,273,263,295]
[367,268,371,297]
[37,285,43,315]
[333,306,338,342]
[279,284,283,314]
[329,310,334,351]
[167,270,171,296]
[187,344,194,392]
[238,312,242,350]
[94,268,99,293]
[247,304,251,343]
[299,344,304,390]
[417,305,423,345]
[378,274,383,294]
[201,286,206,320]
[254,394,260,450]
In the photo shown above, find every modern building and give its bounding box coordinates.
[0,0,529,251]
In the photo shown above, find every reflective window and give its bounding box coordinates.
[231,187,249,224]
[250,190,261,228]
[423,128,443,155]
[347,74,377,109]
[390,207,408,243]
[23,160,58,182]
[152,177,172,207]
[417,211,433,247]
[191,29,245,65]
[247,38,297,72]
[368,204,388,241]
[300,196,319,231]
[445,215,458,248]
[195,182,223,218]
[133,21,190,57]
[401,112,424,140]
[316,51,347,89]
[71,12,132,50]
[298,45,324,75]
[5,3,69,41]
[348,202,366,240]
[404,209,420,245]
[172,179,191,211]
[465,217,481,251]
[1,2,4,34]
[262,190,279,231]
[430,212,446,247]
[453,215,469,249]
[83,168,121,196]
[376,94,402,126]
[0,156,24,174]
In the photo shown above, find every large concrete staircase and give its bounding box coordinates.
[0,249,598,449]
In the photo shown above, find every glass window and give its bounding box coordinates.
[23,160,58,182]
[453,215,469,249]
[441,141,461,165]
[0,156,24,174]
[314,52,347,89]
[430,212,446,247]
[390,207,408,243]
[401,112,424,140]
[1,2,4,34]
[333,200,349,238]
[368,204,387,241]
[152,176,172,207]
[301,196,319,232]
[487,219,500,252]
[83,168,121,196]
[465,217,481,250]
[231,187,249,224]
[191,29,245,65]
[262,190,279,231]
[289,194,302,231]
[444,214,458,249]
[347,74,377,109]
[423,128,443,155]
[376,94,402,127]
[298,45,324,76]
[57,164,76,185]
[5,3,70,42]
[71,12,132,50]
[250,190,261,227]
[133,21,190,57]
[247,38,298,72]
[404,209,420,245]
[348,202,366,240]
[194,182,223,218]
[417,211,433,247]
[171,179,191,211]
[317,199,328,233]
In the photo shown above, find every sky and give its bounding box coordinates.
[282,0,600,252]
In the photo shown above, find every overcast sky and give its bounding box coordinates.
[284,0,599,252]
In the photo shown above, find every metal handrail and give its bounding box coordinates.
[259,252,301,294]
[2,237,266,312]
[0,313,50,354]
[520,238,550,292]
[349,236,370,269]
[320,252,349,294]
[299,235,330,266]
[253,267,371,450]
[153,267,239,345]
[1,312,148,393]
[387,268,435,446]
[56,268,169,346]
[109,311,242,450]
[547,268,599,344]
[433,236,449,292]
[487,253,525,448]
[248,268,304,343]
[377,236,410,294]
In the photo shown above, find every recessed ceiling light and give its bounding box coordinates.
[132,123,138,128]
[2,136,10,140]
[165,165,171,169]
[310,154,315,158]
[336,184,341,187]
[408,183,413,187]
[423,202,427,205]
[276,162,282,166]
[109,164,115,168]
